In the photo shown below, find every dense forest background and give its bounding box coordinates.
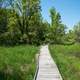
[0,0,80,46]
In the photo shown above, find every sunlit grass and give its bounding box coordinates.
[0,45,39,80]
[49,44,80,80]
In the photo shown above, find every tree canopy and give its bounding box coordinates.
[0,0,80,45]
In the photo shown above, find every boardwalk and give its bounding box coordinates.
[36,45,62,80]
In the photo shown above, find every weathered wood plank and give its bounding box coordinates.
[36,45,62,80]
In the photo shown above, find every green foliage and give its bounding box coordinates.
[0,1,79,45]
[0,9,21,45]
[7,11,21,45]
[0,8,7,34]
[49,44,80,80]
[49,7,66,44]
[73,22,80,43]
[0,0,45,45]
[0,45,38,80]
[64,30,75,44]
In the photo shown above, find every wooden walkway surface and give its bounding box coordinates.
[36,45,63,80]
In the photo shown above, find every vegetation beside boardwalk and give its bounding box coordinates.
[49,44,80,80]
[0,45,38,80]
[0,0,80,80]
[0,0,80,46]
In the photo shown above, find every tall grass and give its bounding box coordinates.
[49,44,80,80]
[0,45,39,80]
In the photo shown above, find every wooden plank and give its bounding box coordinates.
[36,45,62,80]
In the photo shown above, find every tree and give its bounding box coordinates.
[63,30,75,44]
[50,7,66,44]
[73,22,80,43]
[0,0,43,45]
[0,8,7,34]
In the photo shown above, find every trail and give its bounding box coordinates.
[36,45,62,80]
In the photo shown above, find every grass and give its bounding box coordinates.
[49,44,80,80]
[0,45,39,80]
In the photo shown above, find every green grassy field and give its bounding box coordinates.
[0,45,39,80]
[49,44,80,80]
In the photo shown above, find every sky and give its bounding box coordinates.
[41,0,80,29]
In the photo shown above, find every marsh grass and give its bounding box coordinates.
[0,45,38,80]
[49,44,80,80]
